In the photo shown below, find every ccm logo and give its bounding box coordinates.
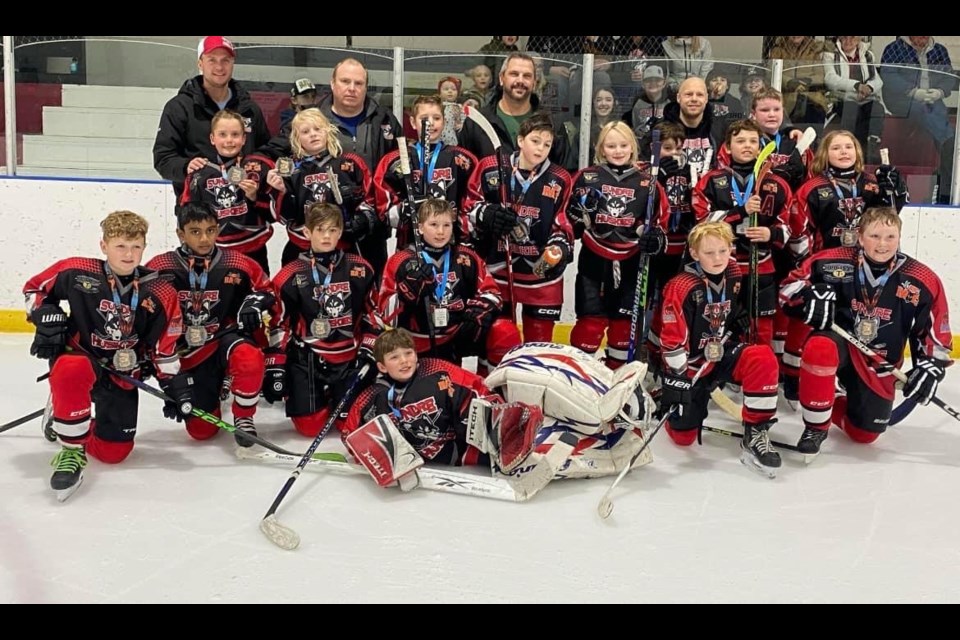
[41,314,64,323]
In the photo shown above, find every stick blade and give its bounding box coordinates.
[260,515,300,551]
[597,495,614,520]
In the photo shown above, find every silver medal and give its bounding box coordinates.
[841,228,858,248]
[704,339,724,363]
[276,157,295,178]
[227,165,245,186]
[432,306,449,328]
[311,317,331,339]
[185,325,208,347]
[855,317,879,342]
[112,349,138,372]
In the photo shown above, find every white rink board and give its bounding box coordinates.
[0,176,950,324]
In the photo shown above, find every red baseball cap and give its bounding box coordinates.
[198,36,236,59]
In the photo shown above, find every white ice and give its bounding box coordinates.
[1,334,958,604]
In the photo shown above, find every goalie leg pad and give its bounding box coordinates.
[344,414,424,490]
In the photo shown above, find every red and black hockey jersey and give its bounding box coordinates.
[715,129,812,191]
[794,170,904,253]
[180,153,276,254]
[568,164,670,261]
[269,250,381,365]
[373,141,481,246]
[146,246,273,369]
[648,259,744,378]
[692,165,793,275]
[380,245,501,354]
[273,151,377,251]
[780,247,953,398]
[24,259,183,377]
[341,358,490,465]
[466,149,574,305]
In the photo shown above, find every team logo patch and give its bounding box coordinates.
[817,187,833,199]
[823,262,854,283]
[74,275,100,293]
[713,176,729,189]
[381,124,395,141]
[583,172,599,183]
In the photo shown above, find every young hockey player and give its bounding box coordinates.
[145,202,273,447]
[380,199,520,375]
[779,207,952,455]
[266,203,382,437]
[23,211,190,500]
[782,130,908,402]
[649,221,782,477]
[793,130,907,254]
[374,95,482,247]
[567,121,670,370]
[264,108,378,266]
[180,110,276,273]
[339,329,572,498]
[467,113,574,343]
[692,119,793,348]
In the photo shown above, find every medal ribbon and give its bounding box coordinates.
[857,253,896,320]
[415,141,443,187]
[104,263,139,339]
[421,249,451,303]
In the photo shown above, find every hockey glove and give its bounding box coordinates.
[479,203,519,237]
[261,351,287,405]
[875,165,906,200]
[637,226,666,255]
[237,293,270,335]
[160,372,195,422]
[903,357,946,406]
[397,260,436,304]
[802,283,836,331]
[660,370,693,418]
[30,304,69,360]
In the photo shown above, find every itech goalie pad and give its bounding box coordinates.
[485,343,648,434]
[344,415,424,489]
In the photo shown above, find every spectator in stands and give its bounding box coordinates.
[457,53,576,171]
[153,36,270,202]
[438,76,464,145]
[739,66,768,117]
[479,36,521,79]
[706,67,744,120]
[623,65,671,142]
[880,36,957,148]
[823,36,886,163]
[460,90,485,111]
[767,36,829,130]
[315,57,401,277]
[880,36,958,201]
[662,36,714,88]
[465,64,495,105]
[606,36,668,107]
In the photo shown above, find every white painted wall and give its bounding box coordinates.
[0,176,954,325]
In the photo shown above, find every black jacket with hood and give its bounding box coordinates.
[153,76,271,198]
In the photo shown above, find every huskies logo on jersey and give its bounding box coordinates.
[702,300,731,332]
[178,289,220,328]
[91,300,139,349]
[398,396,443,440]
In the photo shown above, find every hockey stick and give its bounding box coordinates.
[0,407,46,435]
[259,365,370,550]
[795,127,817,156]
[831,323,960,423]
[875,146,921,426]
[700,425,802,453]
[627,129,661,362]
[597,337,727,519]
[102,366,305,457]
[463,105,517,322]
[747,141,778,344]
[709,387,743,420]
[397,136,437,353]
[239,440,574,504]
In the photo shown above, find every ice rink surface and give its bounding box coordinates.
[1,335,958,603]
